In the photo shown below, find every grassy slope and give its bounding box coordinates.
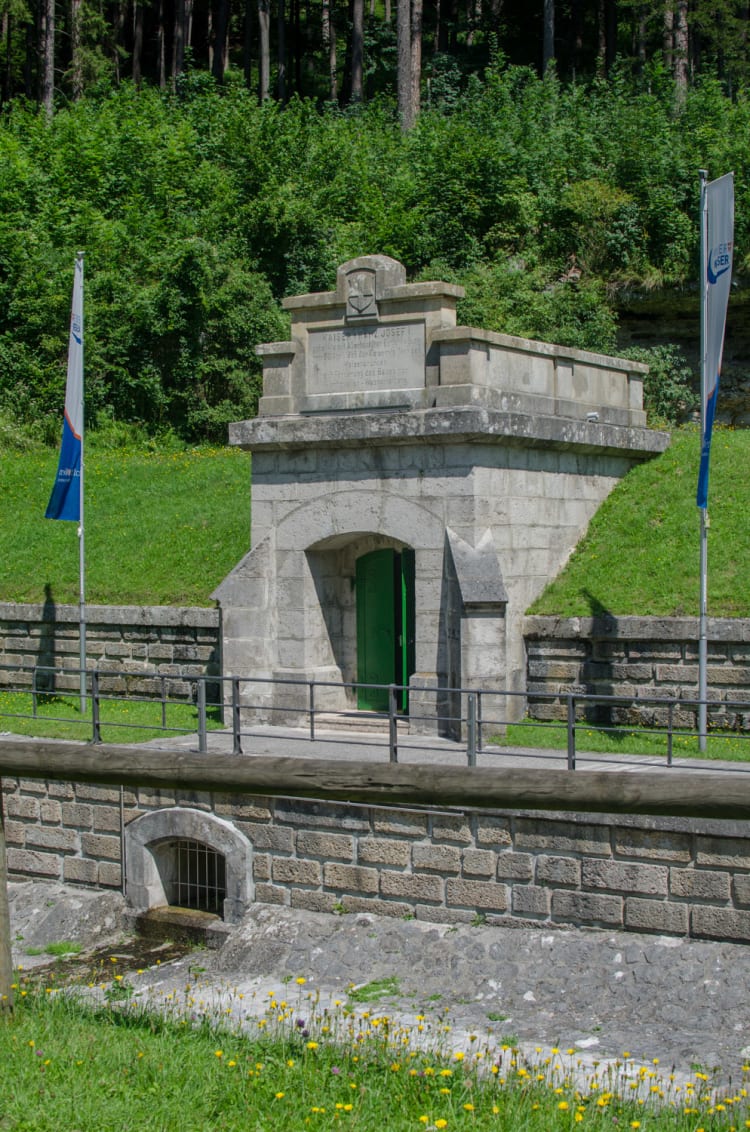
[0,444,251,606]
[530,426,750,618]
[0,427,747,615]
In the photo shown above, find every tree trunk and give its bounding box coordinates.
[41,0,54,116]
[132,1,144,85]
[70,0,83,98]
[258,0,270,99]
[673,0,688,95]
[113,0,127,84]
[397,0,412,128]
[212,0,231,80]
[634,3,646,75]
[172,0,186,84]
[322,0,338,99]
[1,11,10,104]
[244,0,253,87]
[467,0,479,46]
[604,0,617,74]
[157,0,167,88]
[543,0,554,73]
[570,0,583,77]
[277,0,286,99]
[410,0,421,121]
[663,3,673,73]
[350,0,363,101]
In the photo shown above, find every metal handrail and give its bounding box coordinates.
[1,660,749,770]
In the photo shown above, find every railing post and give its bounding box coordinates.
[197,678,207,755]
[566,693,576,771]
[232,678,243,755]
[476,690,483,753]
[667,700,674,767]
[32,665,38,718]
[388,685,398,763]
[467,693,477,767]
[309,681,315,742]
[91,670,102,744]
[160,675,167,730]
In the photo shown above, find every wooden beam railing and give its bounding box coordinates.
[2,736,750,1014]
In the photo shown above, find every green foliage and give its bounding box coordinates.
[0,72,748,442]
[624,344,698,427]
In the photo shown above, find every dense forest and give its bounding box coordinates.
[3,0,750,113]
[0,2,748,442]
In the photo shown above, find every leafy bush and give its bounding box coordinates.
[624,344,697,427]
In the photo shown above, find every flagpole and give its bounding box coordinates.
[77,250,86,712]
[698,171,708,753]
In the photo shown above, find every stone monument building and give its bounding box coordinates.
[213,256,667,734]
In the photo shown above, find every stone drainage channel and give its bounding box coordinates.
[9,880,750,1102]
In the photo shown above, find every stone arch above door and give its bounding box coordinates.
[124,808,253,924]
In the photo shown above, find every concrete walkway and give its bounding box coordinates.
[159,719,750,777]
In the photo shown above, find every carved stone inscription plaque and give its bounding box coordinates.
[307,323,425,395]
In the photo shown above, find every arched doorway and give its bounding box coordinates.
[355,547,415,711]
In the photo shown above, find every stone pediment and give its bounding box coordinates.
[253,255,650,431]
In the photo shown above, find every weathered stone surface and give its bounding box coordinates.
[692,905,750,942]
[515,818,611,856]
[413,844,462,874]
[358,838,412,867]
[297,831,354,861]
[324,863,379,894]
[536,855,581,887]
[512,884,551,917]
[445,878,508,912]
[381,871,444,903]
[670,869,731,903]
[552,891,623,927]
[582,859,668,897]
[272,858,322,886]
[624,898,688,935]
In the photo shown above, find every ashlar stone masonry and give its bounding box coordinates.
[213,255,668,733]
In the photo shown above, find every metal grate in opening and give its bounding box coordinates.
[165,838,227,917]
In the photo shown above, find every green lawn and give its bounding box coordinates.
[529,426,750,618]
[0,689,224,743]
[494,721,750,762]
[0,441,250,607]
[2,974,745,1131]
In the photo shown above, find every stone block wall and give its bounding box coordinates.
[524,615,750,727]
[4,775,750,943]
[0,602,221,698]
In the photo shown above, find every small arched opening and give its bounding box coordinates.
[124,808,253,924]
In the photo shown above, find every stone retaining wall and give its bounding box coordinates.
[0,602,221,697]
[4,777,750,943]
[524,615,750,727]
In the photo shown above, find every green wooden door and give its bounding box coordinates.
[356,548,415,712]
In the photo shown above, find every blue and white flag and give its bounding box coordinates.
[46,254,84,521]
[697,173,734,510]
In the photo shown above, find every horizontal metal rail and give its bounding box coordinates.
[1,661,749,770]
